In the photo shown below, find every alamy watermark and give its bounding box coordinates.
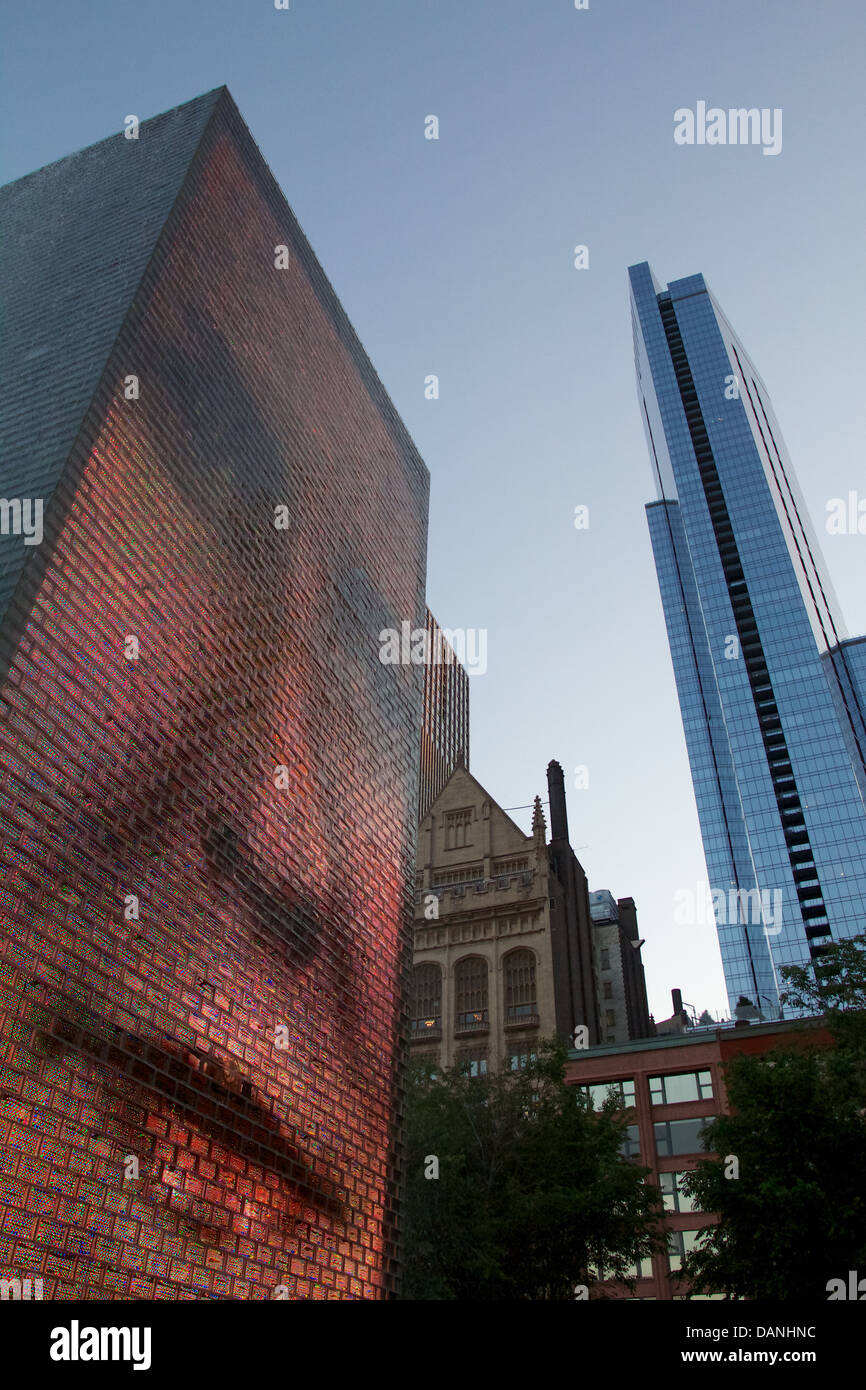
[379,621,487,675]
[674,884,783,935]
[826,492,866,535]
[50,1321,151,1370]
[0,497,43,545]
[674,102,782,156]
[0,1276,43,1300]
[827,1270,866,1300]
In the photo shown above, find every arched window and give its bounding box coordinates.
[411,964,442,1036]
[504,949,537,1021]
[454,956,488,1031]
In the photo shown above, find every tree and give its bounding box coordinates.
[680,935,866,1299]
[781,933,866,1015]
[400,1039,663,1300]
[782,931,866,1105]
[782,932,866,1057]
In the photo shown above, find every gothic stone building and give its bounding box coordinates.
[412,758,603,1073]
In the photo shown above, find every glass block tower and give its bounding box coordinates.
[629,262,866,1018]
[0,89,429,1299]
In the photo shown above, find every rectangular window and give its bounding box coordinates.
[654,1118,710,1157]
[603,981,613,1000]
[432,862,483,888]
[668,1228,705,1272]
[579,1078,636,1110]
[649,1069,713,1105]
[492,857,528,877]
[606,1009,616,1027]
[508,1051,537,1071]
[458,1051,488,1078]
[444,808,473,850]
[619,1124,640,1159]
[660,1170,700,1213]
[592,1255,648,1282]
[600,948,611,971]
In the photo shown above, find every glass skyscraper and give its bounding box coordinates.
[629,262,866,1018]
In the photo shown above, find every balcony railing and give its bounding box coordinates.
[411,1017,442,1042]
[504,1007,540,1029]
[455,1011,489,1036]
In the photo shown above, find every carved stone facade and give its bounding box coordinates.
[412,759,602,1073]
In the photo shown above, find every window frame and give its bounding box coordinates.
[649,1068,714,1106]
[654,1117,710,1158]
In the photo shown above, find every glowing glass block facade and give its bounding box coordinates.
[629,262,866,1019]
[0,89,429,1299]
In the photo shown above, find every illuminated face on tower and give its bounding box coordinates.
[0,107,428,1300]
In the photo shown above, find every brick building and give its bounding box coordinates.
[566,1019,831,1298]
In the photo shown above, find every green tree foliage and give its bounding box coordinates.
[680,935,866,1299]
[781,933,866,1015]
[400,1039,663,1300]
[782,932,866,1071]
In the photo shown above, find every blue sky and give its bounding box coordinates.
[3,0,864,1021]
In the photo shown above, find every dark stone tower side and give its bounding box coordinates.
[545,760,601,1045]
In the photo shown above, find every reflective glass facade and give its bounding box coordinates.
[0,90,429,1298]
[630,262,866,1017]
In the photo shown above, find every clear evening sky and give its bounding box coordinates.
[3,0,864,1021]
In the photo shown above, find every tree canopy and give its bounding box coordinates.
[680,934,866,1299]
[400,1039,663,1300]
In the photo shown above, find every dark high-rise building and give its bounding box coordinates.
[0,89,429,1299]
[545,760,602,1046]
[418,608,470,821]
[629,262,866,1019]
[589,891,653,1043]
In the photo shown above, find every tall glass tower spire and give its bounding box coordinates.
[629,262,866,1017]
